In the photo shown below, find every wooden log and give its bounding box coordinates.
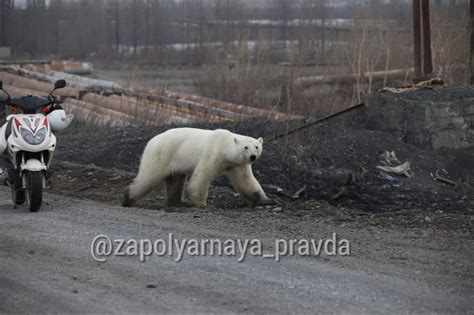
[0,71,80,98]
[63,99,138,125]
[81,93,197,125]
[136,87,302,121]
[294,69,414,88]
[62,101,131,127]
[2,84,45,98]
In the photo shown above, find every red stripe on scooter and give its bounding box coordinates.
[14,118,21,129]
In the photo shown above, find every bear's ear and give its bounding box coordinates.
[234,137,239,144]
[257,137,263,144]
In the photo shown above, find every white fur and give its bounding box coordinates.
[123,128,270,208]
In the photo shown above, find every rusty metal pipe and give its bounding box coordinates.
[413,0,422,80]
[421,0,433,76]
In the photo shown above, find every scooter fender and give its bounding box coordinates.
[20,159,47,172]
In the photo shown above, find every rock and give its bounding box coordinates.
[366,87,474,149]
[288,155,299,164]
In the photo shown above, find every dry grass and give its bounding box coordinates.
[97,4,470,119]
[431,5,470,84]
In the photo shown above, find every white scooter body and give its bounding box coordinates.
[5,114,56,186]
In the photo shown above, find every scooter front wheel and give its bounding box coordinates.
[25,171,43,212]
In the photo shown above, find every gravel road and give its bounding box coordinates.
[1,188,472,313]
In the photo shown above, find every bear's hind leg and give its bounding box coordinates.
[123,171,166,207]
[165,175,187,207]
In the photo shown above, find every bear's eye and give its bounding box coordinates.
[244,146,249,150]
[256,146,259,150]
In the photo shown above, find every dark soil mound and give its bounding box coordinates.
[55,109,473,213]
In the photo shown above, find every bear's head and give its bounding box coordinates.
[233,136,263,164]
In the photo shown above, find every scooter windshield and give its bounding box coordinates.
[10,96,51,114]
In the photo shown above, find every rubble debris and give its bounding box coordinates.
[376,151,413,177]
[331,189,346,201]
[382,151,401,165]
[380,78,445,93]
[378,151,410,176]
[377,161,412,177]
[431,169,457,186]
[291,185,307,199]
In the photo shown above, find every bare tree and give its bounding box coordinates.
[114,0,120,55]
[132,0,138,56]
[144,0,149,54]
[277,0,290,48]
[52,0,62,56]
[320,0,326,62]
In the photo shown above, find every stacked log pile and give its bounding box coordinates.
[0,71,80,98]
[62,99,136,127]
[0,65,302,126]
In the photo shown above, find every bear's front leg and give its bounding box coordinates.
[227,164,273,205]
[188,160,221,208]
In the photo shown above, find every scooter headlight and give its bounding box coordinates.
[34,127,47,144]
[20,128,35,145]
[20,127,47,145]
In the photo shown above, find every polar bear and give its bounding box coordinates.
[122,128,271,208]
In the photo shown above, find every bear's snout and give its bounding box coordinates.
[250,155,257,162]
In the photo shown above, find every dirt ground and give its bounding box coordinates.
[1,186,472,313]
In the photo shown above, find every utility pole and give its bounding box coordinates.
[1,0,6,47]
[471,0,474,84]
[412,0,433,81]
[413,0,422,78]
[421,0,432,76]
